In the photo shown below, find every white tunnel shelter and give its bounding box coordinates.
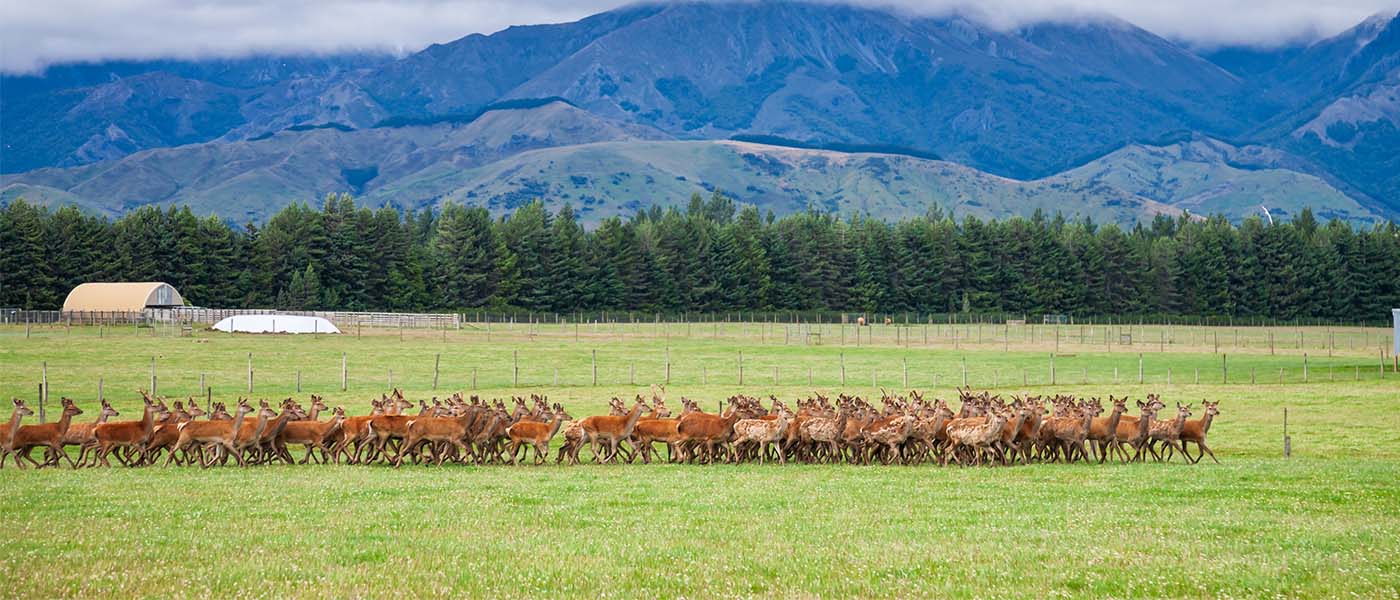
[212,315,340,334]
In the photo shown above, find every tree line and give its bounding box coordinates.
[2,193,1397,323]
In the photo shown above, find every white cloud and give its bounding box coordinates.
[2,0,1397,74]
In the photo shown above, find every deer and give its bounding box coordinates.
[1144,403,1192,463]
[222,400,285,466]
[730,407,792,465]
[165,399,255,468]
[676,400,747,464]
[864,415,917,465]
[1049,401,1101,463]
[363,399,449,464]
[630,401,697,464]
[1113,400,1157,463]
[331,399,386,464]
[289,407,347,464]
[280,399,346,464]
[799,404,849,464]
[12,398,84,469]
[139,400,206,466]
[1,399,38,469]
[92,397,169,468]
[394,402,479,467]
[1174,400,1220,464]
[60,399,119,468]
[580,398,648,464]
[246,399,302,464]
[944,407,1009,467]
[505,404,573,465]
[1086,397,1128,464]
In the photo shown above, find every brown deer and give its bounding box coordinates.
[1087,397,1128,464]
[165,399,255,467]
[1045,402,1102,463]
[62,399,120,468]
[580,398,648,464]
[222,400,282,466]
[92,397,167,468]
[1175,400,1220,464]
[139,400,206,466]
[505,404,573,465]
[394,403,479,467]
[0,399,36,470]
[1114,401,1158,463]
[630,401,697,464]
[12,398,84,469]
[331,399,385,464]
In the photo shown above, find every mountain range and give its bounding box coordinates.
[2,1,1398,225]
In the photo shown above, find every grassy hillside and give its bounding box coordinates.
[374,139,1380,224]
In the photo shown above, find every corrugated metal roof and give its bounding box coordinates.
[61,282,184,312]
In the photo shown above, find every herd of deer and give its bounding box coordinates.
[0,387,1220,469]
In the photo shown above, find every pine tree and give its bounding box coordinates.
[432,203,500,309]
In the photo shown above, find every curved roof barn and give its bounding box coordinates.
[62,282,184,312]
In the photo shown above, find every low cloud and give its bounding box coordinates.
[3,0,1398,74]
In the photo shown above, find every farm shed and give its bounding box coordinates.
[212,314,340,334]
[61,282,183,313]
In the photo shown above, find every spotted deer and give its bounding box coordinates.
[1145,403,1193,462]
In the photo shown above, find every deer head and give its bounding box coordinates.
[13,400,34,421]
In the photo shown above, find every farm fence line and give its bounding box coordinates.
[19,344,1397,422]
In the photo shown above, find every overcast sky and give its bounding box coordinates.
[3,0,1398,74]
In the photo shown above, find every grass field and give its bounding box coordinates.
[2,322,1398,597]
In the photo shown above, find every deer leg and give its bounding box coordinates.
[1198,441,1220,464]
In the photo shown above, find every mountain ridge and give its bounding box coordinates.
[2,1,1397,220]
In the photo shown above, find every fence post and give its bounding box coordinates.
[40,362,47,423]
[514,350,519,386]
[592,350,597,386]
[1049,353,1055,385]
[665,347,671,385]
[1303,353,1308,382]
[1221,354,1227,384]
[388,369,393,389]
[433,354,441,390]
[961,356,967,387]
[150,356,157,396]
[1138,353,1143,384]
[903,358,908,388]
[472,367,478,390]
[738,351,744,385]
[247,353,253,393]
[840,352,846,386]
[1283,407,1291,458]
[98,377,104,405]
[341,353,348,391]
[296,370,302,393]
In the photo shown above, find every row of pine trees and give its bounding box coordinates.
[1,193,1397,322]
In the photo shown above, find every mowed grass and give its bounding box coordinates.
[2,324,1399,597]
